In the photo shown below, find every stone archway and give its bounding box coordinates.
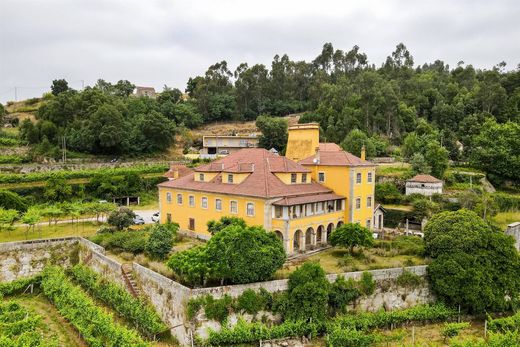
[327,223,335,242]
[273,230,283,241]
[293,229,303,252]
[316,225,324,244]
[337,221,344,228]
[305,227,314,247]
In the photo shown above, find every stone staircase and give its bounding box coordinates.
[121,263,141,298]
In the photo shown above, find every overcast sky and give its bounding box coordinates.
[1,0,519,103]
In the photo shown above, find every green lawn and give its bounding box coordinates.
[493,211,520,230]
[1,222,100,243]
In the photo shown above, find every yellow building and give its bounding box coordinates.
[158,123,376,254]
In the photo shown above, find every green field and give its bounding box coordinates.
[0,222,100,243]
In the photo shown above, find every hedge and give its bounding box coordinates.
[0,275,40,298]
[0,164,168,184]
[69,264,166,338]
[333,304,456,331]
[41,266,147,347]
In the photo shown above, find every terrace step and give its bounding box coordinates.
[121,263,141,298]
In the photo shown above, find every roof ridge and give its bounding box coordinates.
[263,150,270,197]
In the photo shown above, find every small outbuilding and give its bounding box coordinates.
[373,204,386,231]
[405,174,443,196]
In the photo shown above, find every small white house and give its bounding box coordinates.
[373,204,386,230]
[405,174,443,196]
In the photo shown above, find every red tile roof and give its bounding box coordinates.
[273,193,345,206]
[299,150,374,167]
[407,174,442,183]
[319,143,341,151]
[159,148,330,199]
[163,163,193,179]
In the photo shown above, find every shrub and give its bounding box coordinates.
[359,272,375,295]
[207,216,246,235]
[328,276,361,315]
[326,327,376,347]
[204,295,233,323]
[0,275,40,297]
[285,262,330,322]
[90,231,147,254]
[441,322,470,340]
[375,182,403,204]
[187,296,205,320]
[334,304,456,331]
[69,264,166,338]
[205,319,323,346]
[0,190,28,212]
[41,266,146,346]
[236,289,267,314]
[145,223,177,260]
[396,270,423,288]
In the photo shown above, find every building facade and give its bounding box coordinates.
[159,123,376,254]
[405,174,443,196]
[200,135,259,159]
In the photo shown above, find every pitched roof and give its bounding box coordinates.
[163,163,193,179]
[299,150,374,167]
[319,143,341,151]
[159,148,330,199]
[407,174,443,183]
[273,193,345,206]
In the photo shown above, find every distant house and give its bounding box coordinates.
[163,163,193,181]
[405,174,443,196]
[134,86,156,98]
[200,134,259,159]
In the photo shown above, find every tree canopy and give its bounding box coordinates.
[425,209,520,312]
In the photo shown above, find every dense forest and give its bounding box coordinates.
[7,43,520,183]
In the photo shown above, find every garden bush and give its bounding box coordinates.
[69,264,166,338]
[0,301,56,346]
[145,223,178,260]
[441,322,470,340]
[205,319,323,345]
[0,275,40,297]
[396,269,423,288]
[334,303,456,331]
[41,266,146,346]
[326,326,376,347]
[90,230,147,254]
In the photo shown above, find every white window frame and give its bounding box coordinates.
[227,174,234,183]
[366,219,371,229]
[189,195,195,207]
[356,172,362,184]
[246,202,255,216]
[367,196,372,208]
[177,193,183,205]
[318,172,325,183]
[301,173,307,183]
[166,192,172,204]
[199,173,205,181]
[230,200,238,214]
[201,196,208,209]
[215,198,222,211]
[367,172,373,183]
[290,173,297,183]
[355,197,361,209]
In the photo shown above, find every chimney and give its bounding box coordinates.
[315,146,320,164]
[360,145,366,161]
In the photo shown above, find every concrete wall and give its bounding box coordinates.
[405,182,443,196]
[193,266,428,300]
[0,238,79,282]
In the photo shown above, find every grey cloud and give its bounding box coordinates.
[0,0,519,102]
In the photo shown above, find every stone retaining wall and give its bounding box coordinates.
[0,237,79,282]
